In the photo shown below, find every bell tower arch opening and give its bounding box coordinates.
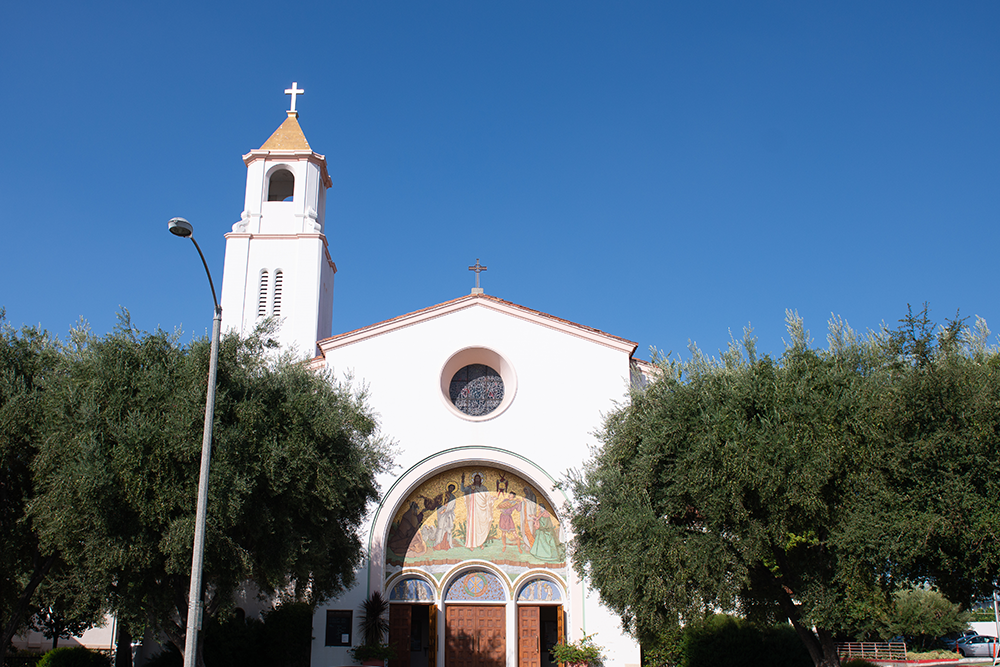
[267,168,294,201]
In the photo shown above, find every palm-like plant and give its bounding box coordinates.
[359,591,390,646]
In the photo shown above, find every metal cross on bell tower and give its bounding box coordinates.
[284,82,304,115]
[469,258,487,294]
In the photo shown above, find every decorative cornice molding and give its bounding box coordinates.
[242,150,332,188]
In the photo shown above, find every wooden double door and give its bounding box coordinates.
[444,605,505,667]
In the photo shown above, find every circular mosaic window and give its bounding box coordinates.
[439,347,516,421]
[449,364,505,416]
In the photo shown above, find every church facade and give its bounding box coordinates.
[220,88,644,667]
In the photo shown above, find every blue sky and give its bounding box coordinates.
[2,2,998,363]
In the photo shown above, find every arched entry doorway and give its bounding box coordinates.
[374,454,574,667]
[514,578,564,667]
[388,576,438,667]
[441,569,508,667]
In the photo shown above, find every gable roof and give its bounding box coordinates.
[316,293,638,357]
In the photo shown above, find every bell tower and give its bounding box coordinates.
[220,83,336,356]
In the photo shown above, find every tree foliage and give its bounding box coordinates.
[0,312,61,660]
[27,554,107,651]
[569,306,1000,667]
[28,594,103,652]
[2,312,391,667]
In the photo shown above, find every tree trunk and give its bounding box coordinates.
[162,622,187,664]
[166,584,210,667]
[815,626,842,667]
[0,550,58,664]
[52,617,64,650]
[164,619,207,667]
[769,572,840,667]
[115,624,132,667]
[783,613,841,667]
[763,549,841,667]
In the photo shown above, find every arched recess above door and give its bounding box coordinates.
[516,577,563,602]
[444,569,508,602]
[387,575,436,602]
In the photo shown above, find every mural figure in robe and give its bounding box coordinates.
[520,485,538,550]
[528,504,562,562]
[461,472,493,549]
[432,484,457,551]
[496,491,522,553]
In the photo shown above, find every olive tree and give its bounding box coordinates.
[28,315,392,667]
[569,307,1000,667]
[0,314,61,662]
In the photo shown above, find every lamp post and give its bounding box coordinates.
[168,217,221,667]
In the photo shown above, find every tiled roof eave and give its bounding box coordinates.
[317,293,638,356]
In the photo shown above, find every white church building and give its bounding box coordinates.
[220,85,646,667]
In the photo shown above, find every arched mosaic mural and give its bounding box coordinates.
[384,466,566,581]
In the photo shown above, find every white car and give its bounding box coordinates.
[956,635,999,658]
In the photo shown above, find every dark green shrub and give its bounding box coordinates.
[36,647,110,667]
[261,603,313,667]
[142,603,313,667]
[138,614,262,667]
[678,615,811,667]
[641,625,683,666]
[141,644,180,667]
[357,592,390,648]
[135,602,313,667]
[202,610,265,667]
[5,651,44,667]
[680,615,752,667]
[759,624,811,667]
[889,587,970,650]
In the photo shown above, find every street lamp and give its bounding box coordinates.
[168,217,221,667]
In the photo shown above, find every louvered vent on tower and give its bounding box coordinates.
[257,270,269,318]
[272,270,283,317]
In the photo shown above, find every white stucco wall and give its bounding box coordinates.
[11,616,117,654]
[220,149,335,357]
[321,301,629,476]
[309,297,641,667]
